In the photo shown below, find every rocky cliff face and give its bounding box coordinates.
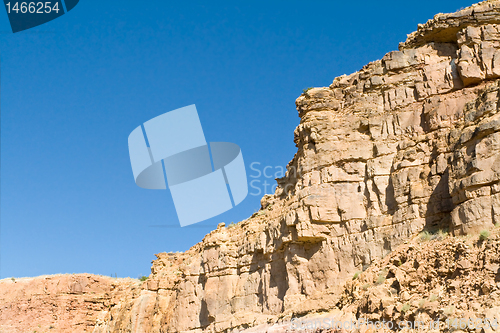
[335,227,500,332]
[2,2,500,333]
[91,1,500,332]
[0,274,140,333]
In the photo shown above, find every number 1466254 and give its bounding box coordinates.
[5,2,60,14]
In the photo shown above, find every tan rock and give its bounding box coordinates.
[4,2,500,333]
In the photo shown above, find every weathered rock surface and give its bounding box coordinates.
[0,274,140,333]
[3,1,500,332]
[333,228,500,332]
[235,227,500,332]
[90,2,500,332]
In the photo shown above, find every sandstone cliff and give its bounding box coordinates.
[232,226,500,333]
[334,226,500,332]
[92,1,500,332]
[0,274,140,333]
[2,1,500,332]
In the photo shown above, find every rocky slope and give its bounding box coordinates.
[334,227,500,332]
[2,1,500,332]
[0,274,140,333]
[234,226,500,333]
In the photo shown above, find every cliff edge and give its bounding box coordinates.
[93,1,500,331]
[2,1,500,332]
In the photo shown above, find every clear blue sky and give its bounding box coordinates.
[0,0,473,279]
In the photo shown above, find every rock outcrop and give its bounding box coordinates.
[0,274,140,333]
[92,1,500,332]
[2,1,500,332]
[235,226,500,333]
[335,227,500,332]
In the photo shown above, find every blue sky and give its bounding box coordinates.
[0,0,473,279]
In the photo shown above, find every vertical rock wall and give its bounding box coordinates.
[94,1,500,332]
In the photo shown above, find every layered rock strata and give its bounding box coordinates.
[2,2,500,333]
[236,228,500,333]
[0,274,140,333]
[92,1,500,332]
[335,229,500,332]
